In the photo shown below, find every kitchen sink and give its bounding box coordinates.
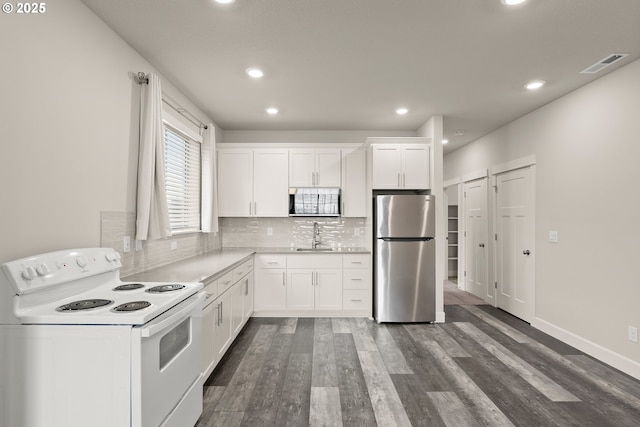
[296,248,334,252]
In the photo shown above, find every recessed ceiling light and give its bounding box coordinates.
[525,80,545,90]
[246,68,264,79]
[215,0,235,4]
[396,108,409,115]
[500,0,526,5]
[266,107,278,115]
[442,139,449,144]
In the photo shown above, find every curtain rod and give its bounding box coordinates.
[134,71,208,130]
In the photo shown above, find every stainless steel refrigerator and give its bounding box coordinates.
[374,194,436,323]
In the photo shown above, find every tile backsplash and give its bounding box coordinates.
[101,211,221,278]
[221,217,368,249]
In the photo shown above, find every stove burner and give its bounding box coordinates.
[56,299,113,312]
[113,283,145,291]
[146,284,186,293]
[112,301,152,312]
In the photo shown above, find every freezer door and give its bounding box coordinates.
[375,195,435,238]
[374,239,435,322]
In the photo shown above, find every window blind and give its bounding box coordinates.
[164,125,201,233]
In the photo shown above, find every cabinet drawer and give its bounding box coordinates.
[287,254,342,269]
[233,258,254,282]
[203,279,219,304]
[217,270,234,294]
[343,269,369,290]
[343,290,370,311]
[343,254,370,269]
[255,255,287,269]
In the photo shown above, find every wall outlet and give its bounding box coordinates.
[170,241,178,251]
[135,240,143,251]
[123,236,131,253]
[267,227,273,236]
[354,227,361,236]
[548,231,558,243]
[628,326,638,343]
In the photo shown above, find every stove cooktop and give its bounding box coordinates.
[15,280,202,325]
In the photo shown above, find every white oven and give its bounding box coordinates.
[133,292,204,427]
[0,248,205,427]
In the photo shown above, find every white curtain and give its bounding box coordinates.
[135,73,171,240]
[201,124,219,233]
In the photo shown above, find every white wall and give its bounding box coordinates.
[0,0,219,263]
[444,58,640,376]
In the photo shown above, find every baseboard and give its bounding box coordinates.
[532,317,640,381]
[436,311,445,323]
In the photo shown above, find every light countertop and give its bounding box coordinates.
[122,246,370,284]
[122,248,254,283]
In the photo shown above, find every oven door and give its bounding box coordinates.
[131,291,204,427]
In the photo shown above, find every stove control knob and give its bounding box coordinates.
[36,263,50,276]
[21,266,37,281]
[105,252,118,262]
[76,256,88,268]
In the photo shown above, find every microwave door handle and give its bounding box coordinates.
[140,292,204,338]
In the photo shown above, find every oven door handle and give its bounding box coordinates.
[140,292,205,338]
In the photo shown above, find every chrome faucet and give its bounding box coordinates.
[312,222,321,248]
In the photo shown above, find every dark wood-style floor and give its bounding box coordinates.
[197,306,640,426]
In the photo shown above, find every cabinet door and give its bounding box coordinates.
[289,150,315,187]
[231,282,244,336]
[254,268,287,311]
[214,290,233,360]
[202,301,217,377]
[287,269,315,310]
[372,145,402,189]
[316,150,341,186]
[254,150,289,216]
[402,145,430,189]
[315,269,343,310]
[218,149,252,216]
[242,274,254,321]
[342,149,367,217]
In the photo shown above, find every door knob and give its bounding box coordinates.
[523,250,531,255]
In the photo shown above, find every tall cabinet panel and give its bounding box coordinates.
[342,148,367,217]
[253,149,289,216]
[218,149,252,216]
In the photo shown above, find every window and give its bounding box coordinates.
[163,124,201,233]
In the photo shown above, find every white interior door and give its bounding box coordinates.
[495,167,534,322]
[464,178,489,301]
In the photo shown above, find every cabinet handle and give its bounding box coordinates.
[311,172,315,186]
[282,272,286,286]
[267,261,279,265]
[350,261,362,264]
[397,173,401,188]
[249,202,252,216]
[254,202,257,215]
[219,302,223,324]
[315,172,319,185]
[350,299,362,302]
[215,303,220,326]
[403,173,406,187]
[350,278,362,281]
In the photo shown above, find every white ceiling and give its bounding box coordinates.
[80,0,640,153]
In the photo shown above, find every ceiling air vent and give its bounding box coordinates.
[580,53,629,74]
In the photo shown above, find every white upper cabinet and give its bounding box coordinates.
[218,148,289,217]
[289,149,341,187]
[371,143,430,189]
[342,148,367,217]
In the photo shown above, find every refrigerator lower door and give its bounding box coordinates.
[374,239,435,322]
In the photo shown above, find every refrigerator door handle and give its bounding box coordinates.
[379,237,433,242]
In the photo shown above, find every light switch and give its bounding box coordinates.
[123,236,131,253]
[170,241,178,251]
[267,227,273,236]
[548,231,558,243]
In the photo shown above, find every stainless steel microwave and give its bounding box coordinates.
[288,187,341,217]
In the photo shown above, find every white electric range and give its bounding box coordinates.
[0,248,204,427]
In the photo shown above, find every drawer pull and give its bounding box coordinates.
[267,261,279,264]
[350,299,362,302]
[350,278,362,281]
[350,261,363,264]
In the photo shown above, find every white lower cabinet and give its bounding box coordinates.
[202,257,254,379]
[254,253,369,316]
